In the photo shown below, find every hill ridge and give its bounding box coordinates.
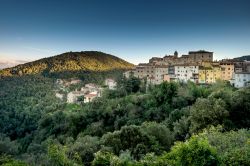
[0,51,134,77]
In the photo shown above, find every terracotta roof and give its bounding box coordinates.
[85,93,97,98]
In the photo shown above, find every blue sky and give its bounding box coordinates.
[0,0,250,64]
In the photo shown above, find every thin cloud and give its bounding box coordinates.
[0,58,29,69]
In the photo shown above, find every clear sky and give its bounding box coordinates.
[0,0,250,64]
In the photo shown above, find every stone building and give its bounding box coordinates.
[153,50,213,65]
[67,91,85,103]
[199,64,221,84]
[143,65,168,85]
[123,69,135,78]
[133,63,155,79]
[220,62,234,81]
[188,50,213,63]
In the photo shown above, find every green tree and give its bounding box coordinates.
[48,143,81,166]
[173,115,191,141]
[162,135,220,166]
[0,154,27,166]
[124,77,141,94]
[68,135,100,165]
[190,98,229,133]
[230,87,250,128]
[202,127,250,166]
[92,151,122,166]
[151,82,177,105]
[140,122,174,152]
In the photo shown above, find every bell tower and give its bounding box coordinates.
[174,51,178,58]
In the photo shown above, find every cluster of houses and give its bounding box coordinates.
[124,50,250,88]
[55,78,117,104]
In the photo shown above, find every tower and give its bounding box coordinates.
[174,51,178,58]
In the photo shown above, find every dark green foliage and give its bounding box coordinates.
[0,134,19,155]
[151,82,177,105]
[67,135,100,165]
[230,87,250,128]
[124,77,141,93]
[0,75,63,153]
[190,97,229,133]
[173,115,191,141]
[101,125,159,160]
[140,122,174,152]
[0,74,249,165]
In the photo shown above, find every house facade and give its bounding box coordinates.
[105,78,117,90]
[234,72,250,88]
[175,65,199,83]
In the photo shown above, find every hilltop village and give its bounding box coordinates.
[124,50,250,88]
[55,50,250,104]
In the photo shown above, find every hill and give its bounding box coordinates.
[233,55,250,61]
[0,51,134,77]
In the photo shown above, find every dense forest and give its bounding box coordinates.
[0,51,134,77]
[0,72,249,165]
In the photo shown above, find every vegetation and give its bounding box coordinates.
[0,72,249,165]
[0,51,134,77]
[234,55,250,61]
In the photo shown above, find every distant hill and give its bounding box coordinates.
[233,55,250,61]
[0,51,134,77]
[0,59,28,69]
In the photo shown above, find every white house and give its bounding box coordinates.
[67,91,85,103]
[174,65,199,83]
[105,78,117,90]
[234,72,250,88]
[55,93,64,100]
[84,92,98,103]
